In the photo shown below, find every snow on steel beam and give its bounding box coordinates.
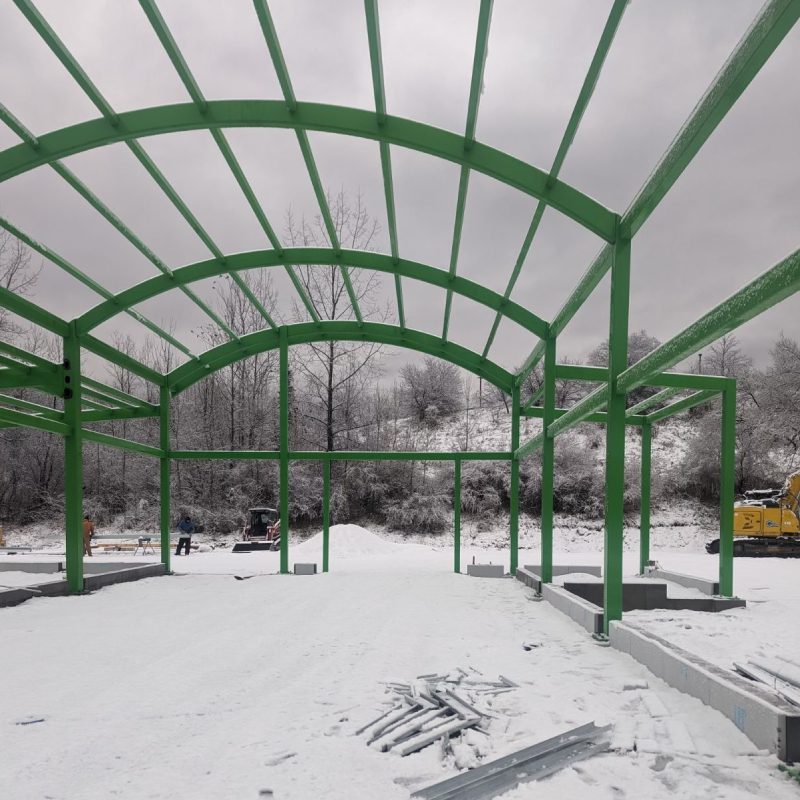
[0,404,69,435]
[547,383,608,439]
[364,0,404,329]
[619,247,800,393]
[442,0,493,341]
[81,378,152,411]
[253,0,362,325]
[82,406,159,423]
[522,405,645,427]
[517,0,800,382]
[483,0,628,359]
[0,392,63,420]
[77,248,548,340]
[80,333,166,387]
[81,428,163,458]
[626,386,682,417]
[0,104,618,241]
[138,0,281,332]
[645,389,719,424]
[0,342,59,371]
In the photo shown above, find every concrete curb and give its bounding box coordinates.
[610,621,800,762]
[0,563,167,608]
[645,567,719,596]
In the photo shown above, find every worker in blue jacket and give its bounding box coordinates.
[175,516,195,556]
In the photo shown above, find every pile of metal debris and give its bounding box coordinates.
[734,656,800,705]
[356,668,517,761]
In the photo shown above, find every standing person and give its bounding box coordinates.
[83,515,95,557]
[176,516,195,556]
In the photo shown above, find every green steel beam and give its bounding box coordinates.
[170,449,512,462]
[0,392,62,419]
[509,380,520,573]
[626,386,683,417]
[620,247,800,393]
[279,325,289,574]
[82,406,159,423]
[0,284,69,336]
[522,405,646,427]
[81,428,163,458]
[522,383,545,412]
[63,326,83,592]
[540,337,556,584]
[453,458,461,574]
[623,0,800,239]
[81,376,156,411]
[0,103,618,241]
[80,334,166,386]
[553,364,608,382]
[639,420,652,574]
[364,0,404,328]
[442,0,493,340]
[253,0,363,325]
[160,384,171,572]
[77,248,547,341]
[322,458,330,573]
[645,389,718,424]
[0,366,61,392]
[138,0,281,332]
[554,363,730,393]
[546,384,608,440]
[0,405,68,435]
[168,321,514,395]
[0,215,197,359]
[603,234,631,633]
[719,382,736,596]
[5,4,239,343]
[482,0,628,358]
[517,0,800,383]
[0,339,58,370]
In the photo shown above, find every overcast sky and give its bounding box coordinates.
[0,0,798,384]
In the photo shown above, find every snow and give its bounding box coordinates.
[2,527,798,799]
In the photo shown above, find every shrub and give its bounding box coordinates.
[386,493,450,533]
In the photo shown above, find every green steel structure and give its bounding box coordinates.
[0,0,798,631]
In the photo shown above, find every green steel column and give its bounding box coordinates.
[639,421,652,574]
[279,326,289,575]
[159,384,171,573]
[719,381,736,596]
[540,337,556,584]
[604,233,631,632]
[322,458,330,573]
[63,324,83,593]
[454,458,461,574]
[509,383,520,574]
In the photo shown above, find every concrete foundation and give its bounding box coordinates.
[610,621,800,762]
[644,567,719,596]
[294,563,317,575]
[0,562,167,608]
[467,564,504,578]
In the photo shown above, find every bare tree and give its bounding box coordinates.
[0,231,40,335]
[286,190,388,451]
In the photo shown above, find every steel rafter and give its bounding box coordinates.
[442,0,493,341]
[77,248,548,340]
[253,0,363,326]
[482,0,628,359]
[364,0,404,329]
[516,0,800,384]
[168,321,514,395]
[9,1,240,344]
[0,103,617,241]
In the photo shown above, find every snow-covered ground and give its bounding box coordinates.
[1,525,798,799]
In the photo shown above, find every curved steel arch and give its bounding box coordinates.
[76,247,548,340]
[168,321,514,395]
[0,101,618,243]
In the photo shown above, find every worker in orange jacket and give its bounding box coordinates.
[83,515,95,557]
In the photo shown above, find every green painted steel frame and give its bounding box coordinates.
[1,0,797,609]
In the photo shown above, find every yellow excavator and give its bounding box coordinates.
[707,471,800,557]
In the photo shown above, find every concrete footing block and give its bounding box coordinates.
[609,621,800,762]
[294,563,317,575]
[645,567,719,595]
[467,564,504,578]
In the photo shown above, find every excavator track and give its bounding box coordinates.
[706,537,800,558]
